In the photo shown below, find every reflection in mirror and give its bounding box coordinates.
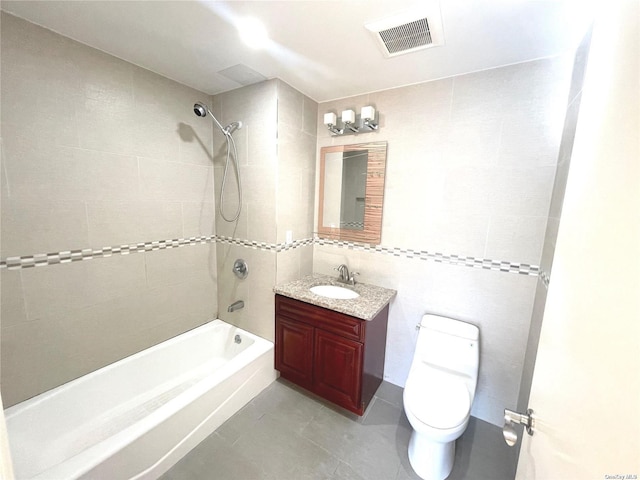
[322,151,367,231]
[317,141,387,245]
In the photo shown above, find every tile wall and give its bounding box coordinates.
[516,27,592,415]
[314,57,574,426]
[274,81,317,285]
[210,79,317,342]
[0,14,319,405]
[0,13,218,406]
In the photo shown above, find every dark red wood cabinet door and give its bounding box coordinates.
[275,316,314,389]
[313,328,363,414]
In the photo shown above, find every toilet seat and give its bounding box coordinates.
[405,365,471,429]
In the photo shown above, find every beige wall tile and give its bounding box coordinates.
[277,124,315,173]
[217,244,276,341]
[86,200,184,248]
[182,201,216,238]
[144,243,216,289]
[212,80,278,245]
[1,198,90,258]
[138,158,214,203]
[2,138,140,203]
[1,13,217,403]
[277,80,305,129]
[178,122,216,167]
[246,203,276,245]
[276,245,314,285]
[217,80,277,127]
[497,111,563,167]
[76,98,136,156]
[1,318,75,405]
[487,166,557,217]
[131,111,181,162]
[19,254,147,321]
[409,213,490,258]
[0,270,27,327]
[277,82,317,244]
[241,164,276,207]
[302,96,318,136]
[484,215,548,265]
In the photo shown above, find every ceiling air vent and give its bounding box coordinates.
[365,7,444,58]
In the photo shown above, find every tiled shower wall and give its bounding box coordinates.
[213,79,317,342]
[0,14,318,406]
[314,57,574,426]
[0,13,218,406]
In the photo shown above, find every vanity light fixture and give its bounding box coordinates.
[342,109,358,133]
[361,106,378,131]
[323,112,343,135]
[323,106,379,136]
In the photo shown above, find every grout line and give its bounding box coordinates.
[371,394,402,411]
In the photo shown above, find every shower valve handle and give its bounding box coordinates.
[233,259,249,279]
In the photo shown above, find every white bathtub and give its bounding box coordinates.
[4,320,277,479]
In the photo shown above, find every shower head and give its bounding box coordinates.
[193,102,208,117]
[193,101,242,137]
[193,101,226,132]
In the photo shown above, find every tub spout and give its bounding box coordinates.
[228,300,244,312]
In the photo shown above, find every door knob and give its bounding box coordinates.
[503,408,534,446]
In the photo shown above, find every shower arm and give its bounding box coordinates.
[202,105,226,134]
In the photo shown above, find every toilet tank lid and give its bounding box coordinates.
[421,314,479,340]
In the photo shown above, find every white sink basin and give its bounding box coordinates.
[310,285,360,300]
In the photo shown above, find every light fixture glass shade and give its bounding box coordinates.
[361,106,375,120]
[341,109,356,124]
[324,112,337,125]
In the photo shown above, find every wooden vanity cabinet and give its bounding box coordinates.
[275,294,389,415]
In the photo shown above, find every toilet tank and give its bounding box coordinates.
[416,314,479,377]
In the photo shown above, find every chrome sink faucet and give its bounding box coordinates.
[335,264,360,285]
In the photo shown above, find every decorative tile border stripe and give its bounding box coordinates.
[215,235,279,252]
[0,235,316,271]
[314,237,541,277]
[214,235,314,252]
[277,237,315,252]
[0,234,545,283]
[0,236,217,270]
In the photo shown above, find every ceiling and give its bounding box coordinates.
[0,0,594,102]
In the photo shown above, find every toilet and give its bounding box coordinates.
[403,314,480,480]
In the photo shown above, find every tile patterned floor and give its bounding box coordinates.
[161,379,518,480]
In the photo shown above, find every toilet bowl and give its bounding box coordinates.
[403,314,479,480]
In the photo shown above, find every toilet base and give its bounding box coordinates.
[407,430,455,480]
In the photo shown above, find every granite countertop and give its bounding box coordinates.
[273,274,396,321]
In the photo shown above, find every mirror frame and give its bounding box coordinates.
[317,141,387,245]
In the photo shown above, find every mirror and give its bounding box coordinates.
[317,141,387,245]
